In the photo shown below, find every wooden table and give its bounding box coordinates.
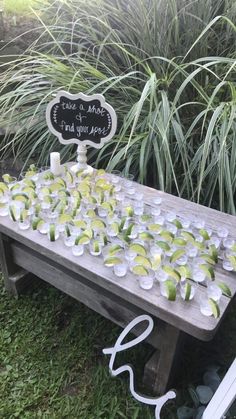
[1,176,236,394]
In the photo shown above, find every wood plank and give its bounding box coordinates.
[0,232,28,296]
[0,221,229,341]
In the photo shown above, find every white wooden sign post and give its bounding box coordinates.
[46,91,117,173]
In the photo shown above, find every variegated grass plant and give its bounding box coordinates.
[0,0,236,213]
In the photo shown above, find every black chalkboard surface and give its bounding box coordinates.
[46,91,117,149]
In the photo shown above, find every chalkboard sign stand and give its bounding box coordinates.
[71,144,93,174]
[46,91,117,175]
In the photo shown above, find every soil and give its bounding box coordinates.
[0,10,39,54]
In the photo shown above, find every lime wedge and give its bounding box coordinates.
[78,182,90,193]
[217,282,232,297]
[199,264,215,280]
[199,229,210,241]
[170,249,185,263]
[108,244,123,256]
[172,219,183,229]
[57,178,66,188]
[129,243,147,256]
[58,214,72,224]
[209,245,218,263]
[83,228,94,239]
[126,223,135,236]
[49,224,56,241]
[173,238,187,247]
[50,183,62,192]
[181,231,195,242]
[148,224,162,232]
[22,179,36,188]
[19,209,27,222]
[41,187,51,196]
[0,181,8,192]
[209,298,220,318]
[184,283,192,301]
[111,222,120,235]
[66,171,74,184]
[86,209,96,218]
[140,214,152,223]
[22,187,37,199]
[151,255,162,270]
[104,257,122,267]
[12,193,28,203]
[9,205,17,222]
[10,183,21,191]
[73,220,87,229]
[164,280,177,301]
[32,217,42,230]
[2,174,14,183]
[93,240,100,253]
[228,255,236,270]
[156,241,170,251]
[119,217,127,232]
[132,265,149,276]
[160,230,174,242]
[201,254,216,265]
[162,265,181,282]
[139,232,154,241]
[101,201,113,211]
[97,169,106,176]
[100,233,108,246]
[91,219,106,230]
[125,206,134,217]
[134,256,152,268]
[65,225,71,237]
[75,234,90,245]
[177,265,191,280]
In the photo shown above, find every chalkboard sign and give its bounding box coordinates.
[46,91,117,149]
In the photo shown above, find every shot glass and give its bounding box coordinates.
[113,261,128,277]
[72,244,84,256]
[217,227,229,239]
[138,274,154,290]
[89,240,102,256]
[180,282,195,301]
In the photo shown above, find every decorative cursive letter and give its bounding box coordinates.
[103,315,176,419]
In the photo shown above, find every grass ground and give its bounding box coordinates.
[0,275,236,418]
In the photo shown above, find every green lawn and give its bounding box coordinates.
[0,275,235,418]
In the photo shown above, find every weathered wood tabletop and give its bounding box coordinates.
[0,170,236,394]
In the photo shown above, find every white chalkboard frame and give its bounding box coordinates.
[46,91,117,149]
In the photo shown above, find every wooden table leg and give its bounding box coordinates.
[0,233,29,297]
[143,322,183,395]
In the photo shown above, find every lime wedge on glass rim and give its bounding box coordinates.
[104,257,122,267]
[9,205,17,222]
[49,224,56,241]
[108,244,123,256]
[164,280,177,301]
[132,265,149,276]
[208,298,220,318]
[183,282,192,301]
[134,256,152,268]
[129,243,147,256]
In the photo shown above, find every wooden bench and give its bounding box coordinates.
[1,176,236,395]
